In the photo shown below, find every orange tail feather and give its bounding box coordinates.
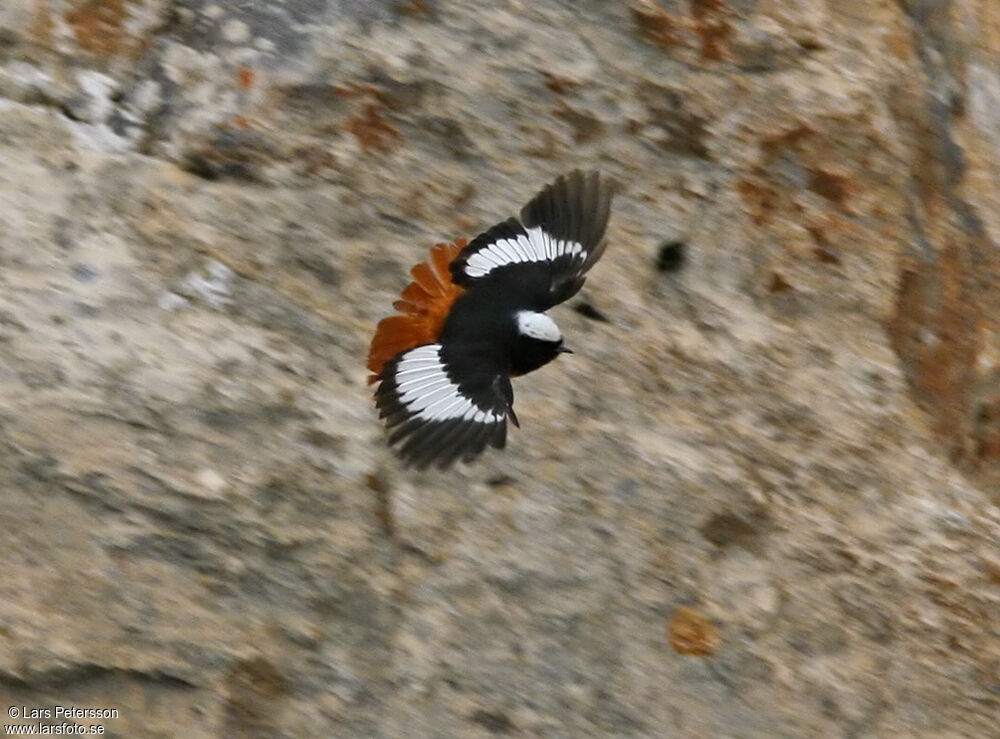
[366,239,466,383]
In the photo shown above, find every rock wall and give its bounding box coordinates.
[0,1,997,736]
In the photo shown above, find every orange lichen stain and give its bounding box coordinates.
[736,180,779,226]
[65,0,130,57]
[346,103,402,153]
[889,245,981,457]
[809,167,852,208]
[690,0,732,62]
[668,606,720,656]
[367,240,467,383]
[237,67,256,90]
[630,0,683,48]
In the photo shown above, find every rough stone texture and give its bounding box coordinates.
[0,1,998,737]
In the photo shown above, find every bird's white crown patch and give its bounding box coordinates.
[516,311,562,343]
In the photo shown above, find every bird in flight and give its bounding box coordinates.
[367,170,613,470]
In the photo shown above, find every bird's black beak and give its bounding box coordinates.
[558,346,574,354]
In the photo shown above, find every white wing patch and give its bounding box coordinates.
[395,345,504,424]
[463,226,584,279]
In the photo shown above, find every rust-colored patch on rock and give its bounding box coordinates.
[346,103,402,154]
[737,180,779,225]
[65,0,132,57]
[889,246,981,462]
[631,0,732,62]
[739,124,864,259]
[737,126,816,225]
[691,0,732,62]
[237,67,256,91]
[630,0,683,49]
[809,168,851,208]
[669,606,720,656]
[882,14,1000,490]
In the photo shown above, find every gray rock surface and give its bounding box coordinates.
[0,1,998,737]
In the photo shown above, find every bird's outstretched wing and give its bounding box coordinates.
[449,170,613,308]
[375,343,516,469]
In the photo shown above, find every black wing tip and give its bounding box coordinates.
[451,170,616,288]
[520,169,614,256]
[391,417,509,471]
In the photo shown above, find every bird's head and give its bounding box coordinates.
[510,310,571,376]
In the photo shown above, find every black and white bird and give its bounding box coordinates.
[367,170,613,469]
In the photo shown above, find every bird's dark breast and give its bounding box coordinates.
[440,269,533,346]
[441,266,558,376]
[509,340,560,377]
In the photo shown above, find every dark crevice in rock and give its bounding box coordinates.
[573,301,609,322]
[0,663,197,690]
[469,709,516,734]
[700,508,771,552]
